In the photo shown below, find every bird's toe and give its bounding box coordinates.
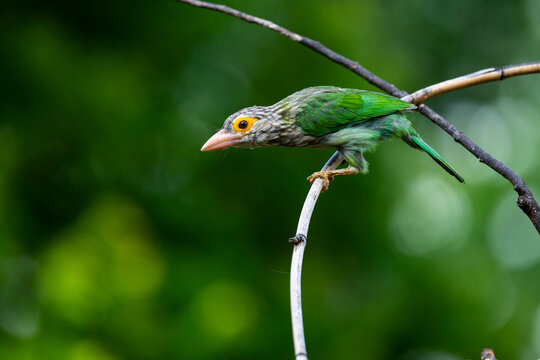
[307,171,334,192]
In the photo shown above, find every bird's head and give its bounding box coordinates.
[201,105,285,151]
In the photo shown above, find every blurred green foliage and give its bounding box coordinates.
[1,0,540,359]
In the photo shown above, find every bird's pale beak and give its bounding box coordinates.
[201,130,243,151]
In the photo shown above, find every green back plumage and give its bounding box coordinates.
[292,87,414,136]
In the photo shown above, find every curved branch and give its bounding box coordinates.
[289,152,343,360]
[402,62,540,104]
[177,0,540,234]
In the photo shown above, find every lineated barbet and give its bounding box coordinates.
[201,86,464,189]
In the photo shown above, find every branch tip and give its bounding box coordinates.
[481,348,496,360]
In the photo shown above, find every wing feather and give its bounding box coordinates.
[293,87,414,136]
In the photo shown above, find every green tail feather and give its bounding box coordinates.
[410,136,464,183]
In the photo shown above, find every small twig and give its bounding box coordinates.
[177,0,540,234]
[402,62,540,104]
[481,348,497,360]
[288,152,343,360]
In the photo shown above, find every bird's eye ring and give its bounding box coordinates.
[233,117,257,133]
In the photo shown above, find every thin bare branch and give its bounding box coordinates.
[177,0,540,234]
[288,152,343,360]
[402,62,540,104]
[175,0,302,42]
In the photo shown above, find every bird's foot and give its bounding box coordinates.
[307,166,361,191]
[307,171,335,192]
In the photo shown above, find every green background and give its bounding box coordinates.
[2,0,540,359]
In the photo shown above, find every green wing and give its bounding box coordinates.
[293,87,414,136]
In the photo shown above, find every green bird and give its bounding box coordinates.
[201,86,464,189]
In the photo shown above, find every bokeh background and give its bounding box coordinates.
[2,0,540,359]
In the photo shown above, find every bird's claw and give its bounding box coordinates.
[307,171,334,192]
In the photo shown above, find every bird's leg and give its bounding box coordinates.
[307,166,360,191]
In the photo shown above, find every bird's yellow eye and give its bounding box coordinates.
[233,117,257,133]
